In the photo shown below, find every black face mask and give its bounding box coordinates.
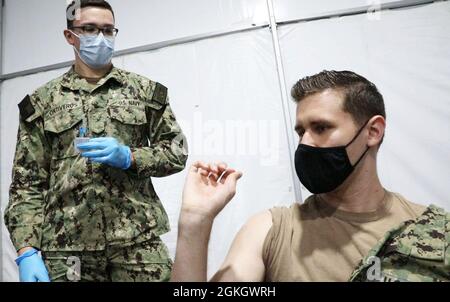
[294,121,370,194]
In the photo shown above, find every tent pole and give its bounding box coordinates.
[267,0,303,203]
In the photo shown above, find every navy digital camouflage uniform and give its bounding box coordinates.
[350,205,450,282]
[43,236,172,282]
[4,66,188,281]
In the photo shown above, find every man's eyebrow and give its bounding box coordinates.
[79,22,114,27]
[295,119,334,131]
[310,119,333,126]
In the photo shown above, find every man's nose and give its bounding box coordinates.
[300,131,315,146]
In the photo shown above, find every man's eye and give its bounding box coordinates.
[103,28,114,35]
[314,125,328,133]
[84,26,98,33]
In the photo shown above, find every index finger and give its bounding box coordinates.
[192,161,212,172]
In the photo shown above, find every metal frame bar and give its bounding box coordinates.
[267,0,303,203]
[276,0,441,26]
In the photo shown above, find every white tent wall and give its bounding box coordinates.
[1,0,449,282]
[278,1,450,207]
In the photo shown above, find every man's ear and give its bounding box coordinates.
[63,29,76,46]
[367,115,386,148]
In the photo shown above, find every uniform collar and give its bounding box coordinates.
[61,65,124,92]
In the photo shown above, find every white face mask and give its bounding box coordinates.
[70,30,115,69]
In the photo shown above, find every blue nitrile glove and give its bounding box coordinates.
[15,248,51,282]
[78,137,132,170]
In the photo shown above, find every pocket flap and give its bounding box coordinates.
[109,106,147,125]
[44,107,84,134]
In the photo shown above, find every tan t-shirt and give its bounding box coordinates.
[262,191,426,282]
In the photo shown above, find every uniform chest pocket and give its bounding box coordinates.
[44,107,84,160]
[108,105,148,147]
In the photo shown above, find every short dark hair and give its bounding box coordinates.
[66,0,115,29]
[291,70,386,126]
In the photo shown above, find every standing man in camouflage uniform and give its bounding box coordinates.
[4,0,187,282]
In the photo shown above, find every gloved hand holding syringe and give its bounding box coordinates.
[75,126,133,170]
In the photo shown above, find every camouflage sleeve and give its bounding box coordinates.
[131,94,188,178]
[4,95,50,251]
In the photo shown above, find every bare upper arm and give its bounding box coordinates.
[210,210,273,282]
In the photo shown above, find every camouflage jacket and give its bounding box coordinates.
[349,205,450,282]
[4,66,188,251]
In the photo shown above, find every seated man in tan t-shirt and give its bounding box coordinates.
[171,70,427,282]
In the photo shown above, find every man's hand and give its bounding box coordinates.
[15,248,50,282]
[181,161,243,223]
[78,137,132,170]
[171,161,242,282]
